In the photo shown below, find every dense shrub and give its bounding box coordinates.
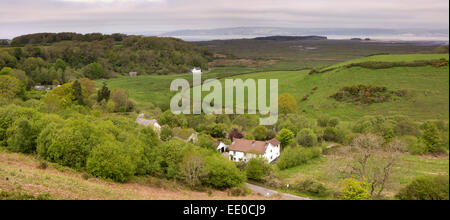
[339,178,372,200]
[41,120,103,170]
[160,125,173,141]
[421,121,444,154]
[402,136,428,155]
[323,127,344,143]
[330,85,406,104]
[6,119,35,153]
[245,157,272,182]
[297,128,318,147]
[86,141,137,183]
[228,186,252,197]
[394,119,421,136]
[159,110,188,128]
[317,117,328,128]
[277,146,321,170]
[292,179,329,197]
[203,154,246,189]
[396,175,449,200]
[156,140,190,179]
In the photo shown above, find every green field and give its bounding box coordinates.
[100,54,449,121]
[277,154,449,199]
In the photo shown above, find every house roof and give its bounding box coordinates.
[135,118,159,127]
[228,138,280,155]
[268,138,281,146]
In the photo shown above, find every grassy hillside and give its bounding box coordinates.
[0,150,269,200]
[323,54,449,70]
[100,54,449,121]
[278,154,449,199]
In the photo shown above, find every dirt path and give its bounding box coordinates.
[245,183,312,200]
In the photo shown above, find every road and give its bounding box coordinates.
[245,183,312,200]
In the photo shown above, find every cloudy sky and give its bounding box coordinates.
[0,0,448,38]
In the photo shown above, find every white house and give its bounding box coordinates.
[191,67,202,75]
[228,138,281,163]
[214,141,228,153]
[135,114,161,133]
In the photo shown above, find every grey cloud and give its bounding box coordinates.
[0,0,448,38]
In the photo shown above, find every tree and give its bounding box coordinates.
[0,75,21,101]
[111,88,132,112]
[207,123,227,138]
[97,82,111,103]
[297,128,317,147]
[278,93,298,115]
[179,152,207,188]
[344,133,399,198]
[277,129,294,147]
[157,140,190,179]
[246,157,272,182]
[159,110,187,128]
[72,80,84,105]
[227,128,243,141]
[44,120,102,170]
[6,119,35,153]
[84,62,105,79]
[421,121,443,154]
[339,178,372,200]
[86,141,137,183]
[197,133,216,150]
[253,125,268,141]
[203,154,246,189]
[54,58,67,72]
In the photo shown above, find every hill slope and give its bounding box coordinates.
[0,150,268,200]
[100,54,449,121]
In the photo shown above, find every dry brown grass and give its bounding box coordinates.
[0,151,272,200]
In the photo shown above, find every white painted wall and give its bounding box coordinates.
[229,143,280,163]
[217,142,227,153]
[263,143,280,163]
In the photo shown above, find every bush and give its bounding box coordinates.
[328,117,340,128]
[277,146,321,170]
[323,127,344,143]
[246,157,272,182]
[160,125,173,141]
[421,121,445,154]
[297,128,318,147]
[292,179,329,197]
[339,178,371,200]
[6,118,35,153]
[317,116,330,127]
[156,140,190,179]
[203,154,246,189]
[42,120,103,170]
[394,119,421,136]
[86,141,137,183]
[37,161,48,170]
[228,186,252,197]
[396,175,449,200]
[403,136,428,155]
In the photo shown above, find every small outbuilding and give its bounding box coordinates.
[135,114,161,132]
[190,67,202,75]
[129,72,137,77]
